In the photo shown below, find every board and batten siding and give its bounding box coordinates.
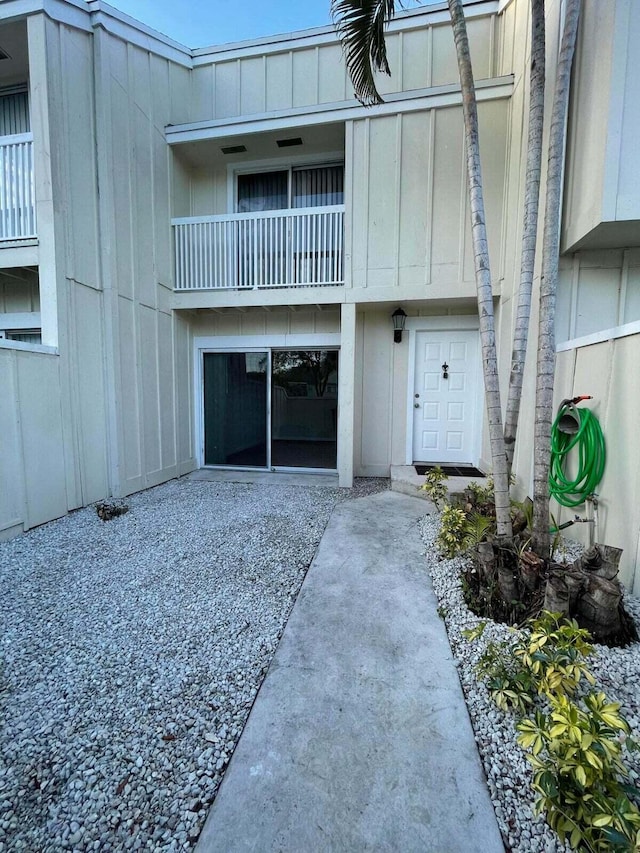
[0,348,67,537]
[554,250,640,595]
[90,26,196,495]
[556,249,640,343]
[348,100,508,294]
[189,308,340,339]
[21,16,196,519]
[554,337,640,597]
[37,17,110,510]
[189,14,498,123]
[563,0,640,251]
[496,0,640,595]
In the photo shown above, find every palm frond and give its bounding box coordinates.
[331,0,397,106]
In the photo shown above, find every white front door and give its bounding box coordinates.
[412,329,480,464]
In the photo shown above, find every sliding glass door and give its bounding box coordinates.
[202,349,338,471]
[271,351,338,469]
[203,352,268,466]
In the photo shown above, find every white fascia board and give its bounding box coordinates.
[0,338,57,354]
[0,243,39,267]
[192,1,499,64]
[0,0,83,27]
[192,27,340,63]
[0,0,192,63]
[174,289,347,311]
[0,312,41,329]
[166,76,513,145]
[0,0,42,23]
[87,2,191,67]
[556,320,640,352]
[194,333,341,350]
[44,0,92,30]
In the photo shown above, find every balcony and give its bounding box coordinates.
[172,206,344,291]
[0,133,36,242]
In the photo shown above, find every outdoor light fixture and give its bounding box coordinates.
[392,307,407,343]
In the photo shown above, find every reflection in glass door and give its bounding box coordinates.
[203,352,268,466]
[271,351,338,469]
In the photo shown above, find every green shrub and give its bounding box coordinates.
[475,612,595,710]
[466,476,495,508]
[513,611,595,698]
[436,504,470,557]
[518,694,640,851]
[421,466,449,508]
[435,503,493,558]
[465,612,640,852]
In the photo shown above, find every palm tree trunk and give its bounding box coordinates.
[531,0,581,557]
[504,0,546,475]
[448,0,512,539]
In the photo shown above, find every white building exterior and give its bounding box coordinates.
[0,0,638,594]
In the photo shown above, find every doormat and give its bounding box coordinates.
[415,465,485,478]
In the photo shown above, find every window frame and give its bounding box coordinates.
[226,151,345,213]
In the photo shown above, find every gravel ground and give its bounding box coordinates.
[419,509,640,853]
[0,476,387,852]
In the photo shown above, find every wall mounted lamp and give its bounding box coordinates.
[392,307,407,343]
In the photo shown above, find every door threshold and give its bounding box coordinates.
[187,469,339,488]
[414,464,485,477]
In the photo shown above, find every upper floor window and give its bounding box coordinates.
[0,86,30,136]
[236,163,344,213]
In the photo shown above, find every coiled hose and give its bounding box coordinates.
[549,402,606,507]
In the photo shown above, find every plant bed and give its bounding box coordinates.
[422,468,638,647]
[420,510,640,853]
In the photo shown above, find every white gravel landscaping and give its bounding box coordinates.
[0,476,386,852]
[419,509,640,853]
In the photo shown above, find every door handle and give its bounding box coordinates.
[442,362,449,379]
[414,402,420,408]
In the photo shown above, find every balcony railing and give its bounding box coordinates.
[0,133,36,241]
[172,205,344,291]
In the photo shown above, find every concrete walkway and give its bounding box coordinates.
[196,490,504,853]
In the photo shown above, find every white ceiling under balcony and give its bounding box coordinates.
[173,121,345,171]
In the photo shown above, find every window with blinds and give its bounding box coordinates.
[292,165,344,208]
[236,163,344,212]
[0,88,30,136]
[237,170,288,213]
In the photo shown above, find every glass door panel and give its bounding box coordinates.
[203,352,268,467]
[237,171,288,212]
[271,350,338,469]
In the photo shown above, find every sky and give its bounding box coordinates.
[105,0,337,49]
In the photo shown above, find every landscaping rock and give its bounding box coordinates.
[0,478,387,851]
[419,513,640,853]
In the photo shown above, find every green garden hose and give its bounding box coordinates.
[549,401,606,507]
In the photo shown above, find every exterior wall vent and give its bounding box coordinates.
[221,144,247,154]
[277,137,303,148]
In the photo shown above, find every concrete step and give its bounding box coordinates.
[390,465,487,501]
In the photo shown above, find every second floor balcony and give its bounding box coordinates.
[173,205,345,291]
[0,132,35,242]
